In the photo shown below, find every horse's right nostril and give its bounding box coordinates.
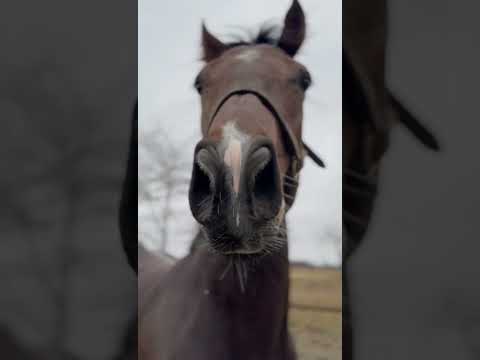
[189,145,221,224]
[247,145,283,220]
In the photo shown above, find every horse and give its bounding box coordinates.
[343,0,440,358]
[138,1,325,359]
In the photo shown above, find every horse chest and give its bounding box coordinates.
[139,251,294,360]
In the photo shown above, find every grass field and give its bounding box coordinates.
[289,265,341,360]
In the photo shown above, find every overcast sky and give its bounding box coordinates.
[139,0,341,266]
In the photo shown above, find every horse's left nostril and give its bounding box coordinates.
[247,144,283,219]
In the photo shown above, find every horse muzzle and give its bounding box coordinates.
[188,138,283,254]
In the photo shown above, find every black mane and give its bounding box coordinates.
[224,24,281,49]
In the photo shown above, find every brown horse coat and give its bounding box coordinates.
[139,240,294,360]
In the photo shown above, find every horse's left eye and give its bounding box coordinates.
[298,71,312,91]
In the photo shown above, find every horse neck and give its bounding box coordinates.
[193,231,290,302]
[139,229,294,360]
[191,231,291,355]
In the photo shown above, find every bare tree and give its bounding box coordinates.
[139,127,193,252]
[2,62,87,358]
[1,60,131,359]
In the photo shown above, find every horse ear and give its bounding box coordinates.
[201,22,228,62]
[278,0,306,57]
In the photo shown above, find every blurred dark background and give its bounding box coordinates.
[0,1,137,359]
[2,0,478,359]
[349,1,480,359]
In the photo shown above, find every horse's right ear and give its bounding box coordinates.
[201,22,228,62]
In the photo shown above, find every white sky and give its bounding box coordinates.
[139,0,341,266]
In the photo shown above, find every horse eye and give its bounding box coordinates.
[194,76,203,94]
[299,71,312,91]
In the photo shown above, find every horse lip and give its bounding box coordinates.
[223,248,262,255]
[221,242,263,255]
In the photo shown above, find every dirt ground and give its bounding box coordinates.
[289,266,341,360]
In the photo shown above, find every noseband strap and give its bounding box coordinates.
[206,89,325,208]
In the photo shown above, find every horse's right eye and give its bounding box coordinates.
[298,70,312,91]
[194,76,203,94]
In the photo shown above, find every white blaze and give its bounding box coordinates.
[235,48,260,63]
[222,123,249,227]
[223,137,242,194]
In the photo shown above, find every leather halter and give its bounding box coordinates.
[205,89,325,209]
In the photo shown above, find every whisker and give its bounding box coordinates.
[234,260,246,293]
[283,181,297,189]
[283,177,298,185]
[265,240,285,247]
[220,258,233,280]
[242,261,248,286]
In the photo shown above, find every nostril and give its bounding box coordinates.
[250,147,272,198]
[247,145,282,219]
[189,146,219,223]
[195,149,216,195]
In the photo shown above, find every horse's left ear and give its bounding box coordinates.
[201,22,228,62]
[278,0,306,57]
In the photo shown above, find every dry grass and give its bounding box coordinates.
[289,265,341,360]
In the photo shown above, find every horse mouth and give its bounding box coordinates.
[223,247,263,256]
[208,236,265,256]
[204,225,286,258]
